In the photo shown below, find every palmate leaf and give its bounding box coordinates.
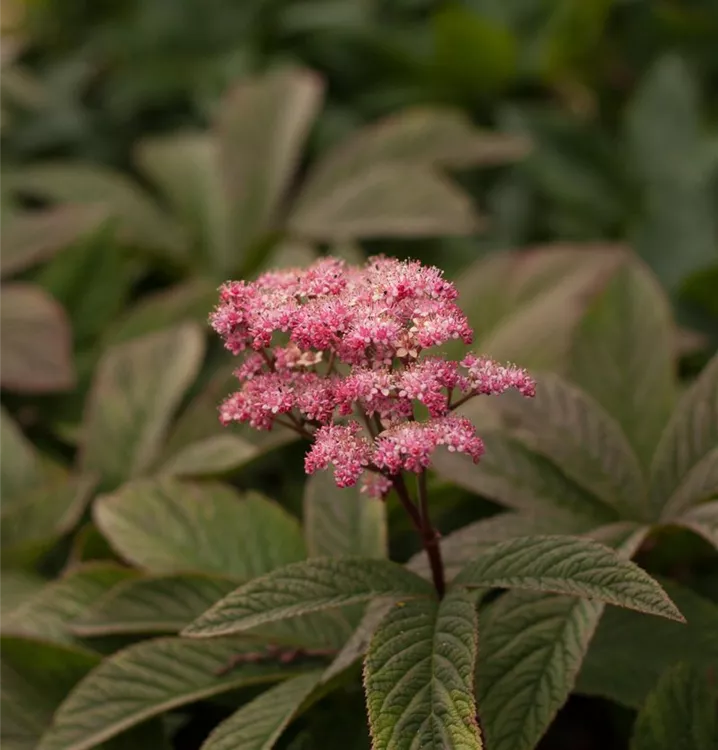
[80,324,205,489]
[201,670,323,750]
[432,431,618,525]
[673,501,718,549]
[0,283,75,393]
[454,535,682,621]
[94,480,306,577]
[649,353,718,519]
[183,558,434,638]
[218,66,323,274]
[36,637,314,750]
[304,472,387,559]
[364,589,482,750]
[500,373,647,520]
[630,663,718,750]
[473,525,650,750]
[577,579,718,708]
[569,257,677,469]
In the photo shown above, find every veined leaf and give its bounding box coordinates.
[1,474,96,565]
[650,353,718,518]
[94,480,306,577]
[72,574,240,636]
[218,66,323,273]
[6,163,186,258]
[569,258,676,469]
[577,579,718,708]
[454,535,683,621]
[304,472,387,559]
[158,435,260,478]
[673,501,718,549]
[36,637,313,750]
[80,324,205,489]
[1,636,100,750]
[0,283,75,393]
[289,165,479,241]
[476,591,602,750]
[364,589,482,750]
[0,570,45,618]
[0,205,106,278]
[201,670,323,750]
[500,373,647,520]
[0,407,40,502]
[1,564,137,645]
[630,663,718,750]
[432,431,617,524]
[183,558,434,638]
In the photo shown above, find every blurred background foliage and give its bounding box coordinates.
[1,1,718,749]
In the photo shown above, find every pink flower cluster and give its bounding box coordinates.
[210,257,535,496]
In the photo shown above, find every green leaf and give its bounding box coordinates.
[454,535,683,621]
[218,66,323,274]
[476,591,602,750]
[201,670,323,750]
[0,570,46,617]
[650,353,718,518]
[577,580,718,708]
[304,472,387,559]
[0,205,106,278]
[432,430,618,524]
[1,474,96,565]
[0,407,41,502]
[72,574,240,636]
[79,324,205,489]
[158,435,260,478]
[364,589,482,750]
[36,637,313,750]
[569,257,677,468]
[630,663,718,750]
[289,165,479,241]
[183,558,434,638]
[1,636,100,750]
[673,501,718,549]
[6,163,186,259]
[500,373,647,520]
[0,283,75,393]
[94,479,306,577]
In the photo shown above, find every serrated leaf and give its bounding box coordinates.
[0,407,40,502]
[94,479,306,577]
[1,636,100,750]
[0,205,106,278]
[432,431,617,524]
[6,163,186,258]
[72,574,240,636]
[364,589,482,750]
[201,670,323,750]
[673,501,718,549]
[630,662,718,750]
[79,324,205,489]
[1,474,96,565]
[158,435,259,477]
[183,558,434,638]
[454,535,683,621]
[304,471,387,559]
[218,66,323,273]
[289,165,479,241]
[501,373,647,520]
[569,258,677,468]
[650,353,718,518]
[476,590,602,750]
[0,282,75,392]
[1,564,137,645]
[578,579,718,708]
[36,637,313,750]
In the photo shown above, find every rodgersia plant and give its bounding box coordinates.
[209,256,536,596]
[186,255,685,749]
